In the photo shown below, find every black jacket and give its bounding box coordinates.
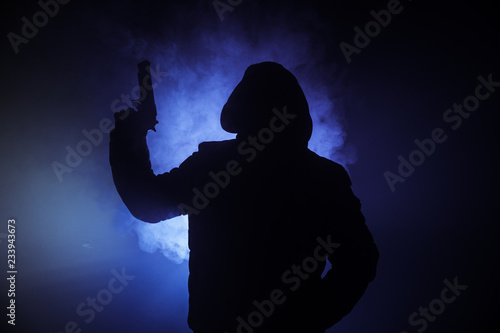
[110,61,378,333]
[110,131,378,333]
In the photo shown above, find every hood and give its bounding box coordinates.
[220,62,312,148]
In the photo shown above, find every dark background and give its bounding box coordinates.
[1,0,499,332]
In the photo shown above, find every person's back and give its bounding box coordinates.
[110,62,378,333]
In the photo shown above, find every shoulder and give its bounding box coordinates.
[174,139,238,179]
[179,139,239,167]
[198,139,238,152]
[303,149,352,187]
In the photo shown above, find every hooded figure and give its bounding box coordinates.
[110,62,378,333]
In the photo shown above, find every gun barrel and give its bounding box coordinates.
[137,60,156,106]
[136,60,158,131]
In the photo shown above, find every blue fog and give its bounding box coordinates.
[1,0,498,332]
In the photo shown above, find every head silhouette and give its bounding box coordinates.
[221,62,313,148]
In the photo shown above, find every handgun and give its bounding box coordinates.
[135,60,158,132]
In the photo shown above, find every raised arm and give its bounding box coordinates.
[109,109,191,223]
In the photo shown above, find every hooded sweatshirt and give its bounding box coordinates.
[109,62,379,333]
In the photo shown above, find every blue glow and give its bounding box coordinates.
[3,1,495,332]
[125,27,357,263]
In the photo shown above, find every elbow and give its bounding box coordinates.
[130,210,163,223]
[125,200,180,223]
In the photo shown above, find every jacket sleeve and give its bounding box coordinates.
[314,169,379,330]
[109,117,197,223]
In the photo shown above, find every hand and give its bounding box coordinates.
[113,107,151,137]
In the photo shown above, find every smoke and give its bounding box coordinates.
[133,216,190,264]
[100,0,358,263]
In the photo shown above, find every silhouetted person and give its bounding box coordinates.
[110,62,378,333]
